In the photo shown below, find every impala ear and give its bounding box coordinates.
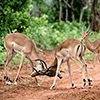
[89,31,94,35]
[80,32,83,35]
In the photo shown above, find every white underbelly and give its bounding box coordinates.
[14,49,22,54]
[12,42,23,55]
[56,48,71,62]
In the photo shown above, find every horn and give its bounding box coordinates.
[31,65,41,74]
[43,65,57,74]
[44,65,65,77]
[34,59,48,69]
[86,24,90,32]
[82,24,85,32]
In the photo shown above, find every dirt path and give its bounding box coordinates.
[0,51,100,100]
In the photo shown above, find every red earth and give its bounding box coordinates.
[0,51,100,100]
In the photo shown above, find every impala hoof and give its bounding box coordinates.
[58,75,63,79]
[4,76,6,79]
[81,85,85,89]
[72,84,76,89]
[90,78,92,82]
[6,81,11,85]
[50,85,55,90]
[14,82,17,85]
[37,83,40,87]
[88,86,91,89]
[72,86,76,89]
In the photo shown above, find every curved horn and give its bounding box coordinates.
[86,24,90,32]
[43,65,57,74]
[31,65,41,74]
[34,59,48,69]
[82,24,85,32]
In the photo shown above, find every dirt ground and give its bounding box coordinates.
[0,51,100,100]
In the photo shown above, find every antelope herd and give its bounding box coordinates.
[4,24,100,90]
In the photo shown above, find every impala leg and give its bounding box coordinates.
[98,54,100,63]
[67,60,76,88]
[4,50,17,85]
[91,54,98,82]
[80,56,91,88]
[34,77,40,87]
[50,59,62,90]
[72,58,86,88]
[14,54,25,85]
[29,60,41,87]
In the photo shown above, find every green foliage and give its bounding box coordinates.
[0,0,30,46]
[29,0,59,22]
[73,0,83,21]
[8,54,29,66]
[0,50,29,67]
[0,46,6,67]
[0,0,99,67]
[0,13,100,67]
[85,51,94,61]
[0,51,6,67]
[23,15,85,50]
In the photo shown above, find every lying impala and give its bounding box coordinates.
[4,33,62,86]
[81,24,100,82]
[49,38,92,89]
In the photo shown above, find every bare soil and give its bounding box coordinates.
[0,51,100,100]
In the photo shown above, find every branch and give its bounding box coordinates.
[79,4,88,24]
[63,0,75,11]
[59,0,62,22]
[79,0,92,24]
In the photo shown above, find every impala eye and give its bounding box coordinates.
[38,70,41,72]
[85,34,87,37]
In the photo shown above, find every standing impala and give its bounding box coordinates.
[49,38,91,89]
[4,33,62,86]
[81,24,100,82]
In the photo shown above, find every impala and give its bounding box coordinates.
[49,38,91,89]
[4,33,62,86]
[81,24,100,82]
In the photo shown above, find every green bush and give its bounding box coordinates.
[0,50,29,67]
[85,51,94,61]
[0,15,99,67]
[23,15,86,50]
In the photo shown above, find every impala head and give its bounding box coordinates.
[31,59,63,78]
[81,24,94,41]
[31,59,48,77]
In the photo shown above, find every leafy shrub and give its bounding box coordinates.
[0,15,100,67]
[23,15,86,50]
[0,51,6,67]
[85,51,94,61]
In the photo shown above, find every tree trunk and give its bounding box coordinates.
[36,4,41,17]
[63,0,75,11]
[87,5,90,24]
[64,0,75,22]
[92,0,100,32]
[65,0,68,22]
[71,0,75,21]
[79,0,88,24]
[87,0,92,24]
[59,0,62,22]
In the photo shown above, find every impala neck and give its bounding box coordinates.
[51,58,57,66]
[31,53,40,60]
[30,50,40,67]
[84,37,94,52]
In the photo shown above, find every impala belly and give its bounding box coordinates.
[12,42,24,55]
[56,48,71,62]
